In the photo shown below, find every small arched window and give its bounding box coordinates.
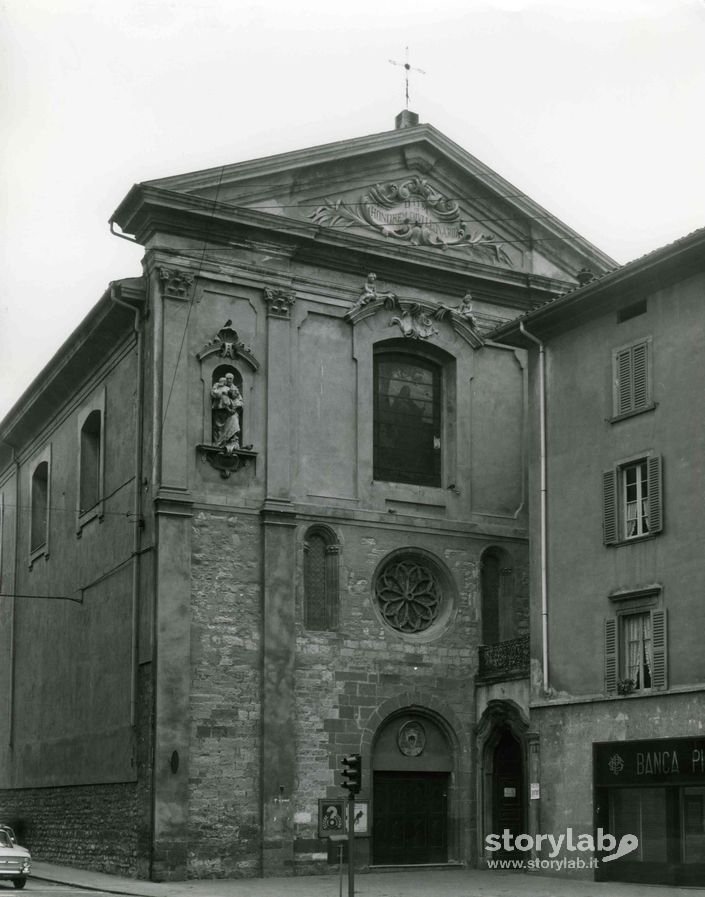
[481,547,514,644]
[373,351,441,486]
[31,461,49,552]
[80,410,102,514]
[303,526,339,631]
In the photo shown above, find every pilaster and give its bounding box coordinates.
[261,285,297,876]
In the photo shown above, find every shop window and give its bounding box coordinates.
[79,409,102,514]
[373,352,441,487]
[603,455,663,545]
[612,338,652,419]
[31,461,49,554]
[303,526,339,631]
[605,609,667,694]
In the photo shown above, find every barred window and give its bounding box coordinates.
[303,526,339,631]
[373,352,441,487]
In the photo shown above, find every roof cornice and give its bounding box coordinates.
[490,226,705,345]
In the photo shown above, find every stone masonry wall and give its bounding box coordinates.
[0,783,138,875]
[291,524,489,873]
[189,510,262,878]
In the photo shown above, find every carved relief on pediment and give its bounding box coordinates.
[310,176,513,266]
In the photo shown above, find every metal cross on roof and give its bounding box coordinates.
[389,47,426,110]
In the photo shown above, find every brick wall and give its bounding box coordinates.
[0,782,138,875]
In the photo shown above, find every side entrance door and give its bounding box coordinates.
[492,730,524,852]
[373,771,448,865]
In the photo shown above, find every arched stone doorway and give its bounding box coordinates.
[476,700,533,862]
[371,710,455,865]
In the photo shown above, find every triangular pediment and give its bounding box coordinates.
[134,122,616,281]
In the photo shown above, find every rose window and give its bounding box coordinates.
[375,557,443,633]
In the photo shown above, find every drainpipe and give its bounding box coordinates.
[109,283,145,728]
[519,321,549,692]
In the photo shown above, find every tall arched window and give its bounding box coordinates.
[80,410,102,514]
[481,547,514,644]
[303,526,339,631]
[373,351,441,486]
[31,461,49,553]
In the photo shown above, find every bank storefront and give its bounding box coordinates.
[594,737,705,886]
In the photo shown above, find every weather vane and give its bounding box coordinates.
[389,47,426,110]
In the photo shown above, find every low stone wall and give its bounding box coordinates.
[0,782,138,876]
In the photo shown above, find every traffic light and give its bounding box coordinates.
[341,753,361,795]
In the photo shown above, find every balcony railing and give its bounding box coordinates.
[477,634,530,681]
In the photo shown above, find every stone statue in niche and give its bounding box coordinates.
[210,373,243,452]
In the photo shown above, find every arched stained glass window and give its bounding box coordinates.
[373,352,441,487]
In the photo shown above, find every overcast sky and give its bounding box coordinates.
[2,0,704,419]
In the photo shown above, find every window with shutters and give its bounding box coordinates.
[612,338,653,420]
[303,525,339,631]
[603,455,663,545]
[604,606,667,694]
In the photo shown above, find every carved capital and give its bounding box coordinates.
[158,266,194,300]
[263,287,296,319]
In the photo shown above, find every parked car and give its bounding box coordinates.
[0,826,17,846]
[0,828,30,889]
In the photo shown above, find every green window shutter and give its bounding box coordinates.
[632,342,649,409]
[647,455,663,534]
[605,619,618,694]
[616,348,633,415]
[603,469,618,545]
[650,609,667,690]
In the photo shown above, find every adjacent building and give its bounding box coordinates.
[493,225,705,886]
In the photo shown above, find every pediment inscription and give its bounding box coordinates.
[310,176,512,267]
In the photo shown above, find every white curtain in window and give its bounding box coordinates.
[642,613,652,685]
[625,615,641,683]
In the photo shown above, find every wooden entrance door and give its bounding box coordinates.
[373,771,448,865]
[492,730,524,849]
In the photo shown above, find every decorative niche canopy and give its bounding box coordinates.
[196,322,259,479]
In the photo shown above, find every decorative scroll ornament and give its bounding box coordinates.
[389,303,439,340]
[263,286,296,319]
[310,176,513,266]
[346,276,482,346]
[398,721,426,757]
[158,266,194,299]
[197,322,259,370]
[375,557,443,633]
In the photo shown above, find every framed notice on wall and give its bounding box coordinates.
[318,799,370,837]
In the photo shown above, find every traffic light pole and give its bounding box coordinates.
[347,791,355,897]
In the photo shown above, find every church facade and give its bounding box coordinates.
[0,112,614,879]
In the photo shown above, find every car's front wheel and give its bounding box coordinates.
[12,877,27,890]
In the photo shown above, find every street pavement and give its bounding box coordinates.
[26,861,705,897]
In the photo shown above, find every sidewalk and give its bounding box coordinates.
[30,861,705,897]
